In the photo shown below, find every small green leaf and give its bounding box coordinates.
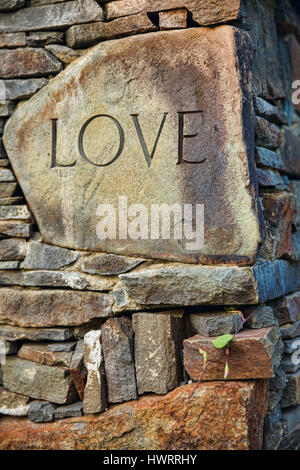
[212,334,233,349]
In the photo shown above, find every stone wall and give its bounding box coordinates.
[0,0,299,451]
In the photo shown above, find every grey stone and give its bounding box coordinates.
[0,364,2,385]
[263,421,284,450]
[81,254,144,276]
[3,357,78,404]
[0,238,27,261]
[45,44,81,64]
[0,0,104,33]
[26,31,64,46]
[284,338,300,355]
[21,241,78,269]
[243,305,276,329]
[293,231,300,261]
[281,355,300,374]
[264,404,282,431]
[0,183,17,197]
[54,401,83,420]
[255,147,283,170]
[0,261,19,269]
[0,0,25,11]
[0,48,62,79]
[281,404,300,435]
[0,197,24,205]
[290,181,300,227]
[269,366,288,391]
[0,324,74,342]
[132,311,184,395]
[83,330,107,414]
[0,205,32,221]
[0,169,15,182]
[18,342,73,367]
[255,97,288,125]
[0,387,30,416]
[101,317,138,403]
[281,321,300,339]
[0,32,26,48]
[28,400,56,423]
[271,292,300,326]
[188,311,242,337]
[268,389,283,413]
[280,370,300,408]
[0,221,32,238]
[0,79,48,100]
[256,117,280,150]
[0,339,18,355]
[257,168,289,190]
[0,101,15,117]
[31,0,68,6]
[70,340,86,401]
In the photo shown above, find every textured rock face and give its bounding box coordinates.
[272,292,300,325]
[3,27,262,264]
[281,370,300,408]
[21,241,78,269]
[83,330,107,414]
[0,324,74,342]
[81,253,144,275]
[189,311,243,336]
[18,343,73,367]
[132,312,184,395]
[0,381,268,450]
[0,48,62,78]
[70,340,86,401]
[0,387,30,416]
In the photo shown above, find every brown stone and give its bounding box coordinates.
[0,48,62,79]
[0,381,268,450]
[271,292,300,326]
[26,31,64,47]
[0,32,25,47]
[70,340,86,401]
[101,317,137,403]
[0,387,30,416]
[0,182,17,197]
[0,205,32,221]
[290,180,300,227]
[83,330,107,414]
[45,45,81,64]
[188,311,243,337]
[0,324,74,342]
[81,253,144,276]
[184,327,281,381]
[280,126,300,177]
[159,9,187,29]
[255,117,280,150]
[280,321,300,339]
[0,238,27,261]
[66,13,157,48]
[0,101,15,117]
[18,343,73,367]
[0,288,113,327]
[132,311,184,395]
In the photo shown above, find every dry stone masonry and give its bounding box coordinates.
[0,0,299,451]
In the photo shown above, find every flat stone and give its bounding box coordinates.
[0,101,15,117]
[288,35,300,113]
[257,168,289,190]
[0,205,32,221]
[102,317,137,403]
[0,387,30,416]
[70,340,86,401]
[255,147,283,170]
[290,181,300,227]
[0,381,268,450]
[3,27,262,265]
[0,261,19,269]
[255,117,280,150]
[0,288,113,327]
[28,400,56,423]
[280,321,300,339]
[0,221,32,238]
[293,231,300,261]
[281,355,300,374]
[189,311,243,337]
[280,125,300,177]
[2,357,78,404]
[255,97,288,125]
[0,364,2,385]
[132,311,184,395]
[0,48,62,78]
[243,305,276,329]
[54,401,83,420]
[45,45,81,64]
[81,253,144,276]
[0,183,17,197]
[120,260,300,306]
[267,389,283,414]
[284,338,300,355]
[21,241,78,269]
[26,31,64,46]
[0,32,26,48]
[18,343,73,367]
[31,0,69,5]
[0,159,9,168]
[264,404,282,431]
[106,0,240,25]
[281,404,300,435]
[66,13,157,48]
[0,324,74,342]
[263,421,284,450]
[0,78,48,100]
[159,9,187,29]
[280,370,300,408]
[83,330,107,414]
[269,366,288,391]
[0,0,104,33]
[184,327,281,381]
[0,168,15,182]
[0,270,115,291]
[0,197,24,205]
[0,0,25,11]
[271,292,300,326]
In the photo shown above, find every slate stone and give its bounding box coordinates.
[0,32,26,48]
[70,340,86,401]
[3,27,262,265]
[288,34,300,114]
[54,401,83,420]
[0,101,15,117]
[45,45,81,64]
[184,327,282,381]
[0,339,18,355]
[293,231,300,261]
[189,311,243,337]
[255,147,283,170]
[0,221,32,238]
[101,317,138,403]
[280,125,300,177]
[0,0,25,11]
[0,387,30,416]
[268,389,283,413]
[284,338,300,355]
[21,241,78,269]
[0,0,104,33]
[0,288,113,327]
[159,9,187,29]
[66,13,157,48]
[0,168,15,182]
[290,180,300,227]
[26,31,64,46]
[264,404,282,431]
[271,292,300,326]
[0,324,74,342]
[0,238,27,261]
[280,370,300,408]
[0,78,48,100]
[255,97,288,125]
[132,311,184,395]
[83,330,107,414]
[81,254,144,276]
[0,48,62,78]
[0,183,17,197]
[28,400,56,423]
[281,355,300,374]
[281,404,300,435]
[243,305,276,329]
[263,421,284,450]
[0,381,268,450]
[280,321,300,339]
[18,343,73,367]
[269,366,288,391]
[2,357,78,404]
[0,261,19,269]
[0,205,32,221]
[0,197,24,205]
[255,116,280,150]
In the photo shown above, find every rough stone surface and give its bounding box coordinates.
[21,241,78,269]
[0,324,74,342]
[280,321,300,339]
[281,355,300,374]
[0,205,32,221]
[3,27,262,265]
[272,292,300,326]
[255,97,288,125]
[281,404,300,435]
[26,31,64,46]
[0,0,25,11]
[257,169,289,190]
[0,32,26,48]
[45,45,81,64]
[255,147,283,170]
[0,261,19,269]
[0,168,15,182]
[2,357,78,404]
[0,78,48,100]
[132,311,184,395]
[0,0,104,33]
[83,330,107,414]
[280,125,300,177]
[0,221,32,238]
[263,420,284,450]
[290,181,300,227]
[102,317,137,403]
[0,239,27,261]
[0,48,62,78]
[0,182,17,197]
[159,9,187,29]
[28,400,56,423]
[18,343,73,367]
[0,381,268,450]
[255,117,280,150]
[0,288,113,327]
[243,305,276,329]
[70,340,86,401]
[0,339,18,355]
[0,101,15,117]
[189,311,243,337]
[269,366,288,391]
[54,401,83,420]
[184,327,281,381]
[66,13,157,48]
[81,254,144,276]
[280,370,300,408]
[0,387,30,416]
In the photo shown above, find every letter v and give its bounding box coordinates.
[131,113,168,167]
